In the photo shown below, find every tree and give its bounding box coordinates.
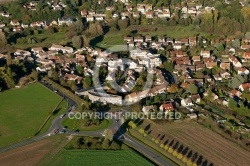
[72,36,83,49]
[46,26,56,34]
[102,139,110,149]
[163,61,174,72]
[187,84,198,94]
[139,128,145,134]
[105,10,112,19]
[30,70,38,81]
[0,32,7,46]
[103,129,113,141]
[128,121,136,129]
[82,35,89,47]
[168,147,173,153]
[118,19,129,29]
[232,39,240,48]
[110,141,120,150]
[167,84,178,93]
[83,75,92,88]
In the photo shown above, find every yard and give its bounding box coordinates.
[0,83,62,148]
[46,149,154,166]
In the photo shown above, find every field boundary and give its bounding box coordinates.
[34,98,64,136]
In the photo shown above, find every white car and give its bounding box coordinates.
[60,114,66,118]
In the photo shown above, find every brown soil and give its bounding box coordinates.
[0,135,67,166]
[139,119,250,166]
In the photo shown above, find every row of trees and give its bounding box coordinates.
[128,120,208,166]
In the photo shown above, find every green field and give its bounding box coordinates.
[47,149,154,166]
[38,99,68,135]
[62,118,112,131]
[95,25,208,49]
[14,32,67,49]
[0,83,62,148]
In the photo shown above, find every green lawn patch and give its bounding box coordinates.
[0,83,62,148]
[14,32,67,49]
[62,118,112,131]
[46,149,154,166]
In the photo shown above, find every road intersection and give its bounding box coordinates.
[0,81,174,166]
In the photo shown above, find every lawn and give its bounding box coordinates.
[62,118,112,131]
[46,149,154,166]
[94,25,208,49]
[0,83,62,148]
[14,32,67,49]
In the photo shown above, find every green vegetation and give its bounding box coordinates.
[129,129,179,166]
[38,99,68,135]
[0,83,62,148]
[94,25,207,49]
[13,32,67,49]
[62,118,112,131]
[46,149,154,166]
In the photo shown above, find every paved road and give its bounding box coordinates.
[0,81,174,166]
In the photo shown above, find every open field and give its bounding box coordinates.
[14,32,67,49]
[0,83,62,148]
[138,119,250,166]
[0,135,68,166]
[46,149,154,166]
[38,99,68,135]
[62,118,112,131]
[95,25,208,49]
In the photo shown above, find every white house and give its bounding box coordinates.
[181,98,194,107]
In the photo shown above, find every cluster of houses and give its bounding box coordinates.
[124,35,198,50]
[81,2,216,22]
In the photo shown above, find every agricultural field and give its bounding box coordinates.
[137,119,250,166]
[0,135,68,166]
[46,149,154,166]
[0,83,62,148]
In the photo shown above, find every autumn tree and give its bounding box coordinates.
[0,32,7,46]
[72,35,83,49]
[187,84,198,94]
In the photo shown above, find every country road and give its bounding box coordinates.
[0,81,175,166]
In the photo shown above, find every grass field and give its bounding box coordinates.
[62,118,112,131]
[47,149,154,166]
[137,119,250,166]
[14,32,67,49]
[0,83,62,148]
[95,25,208,49]
[38,99,68,135]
